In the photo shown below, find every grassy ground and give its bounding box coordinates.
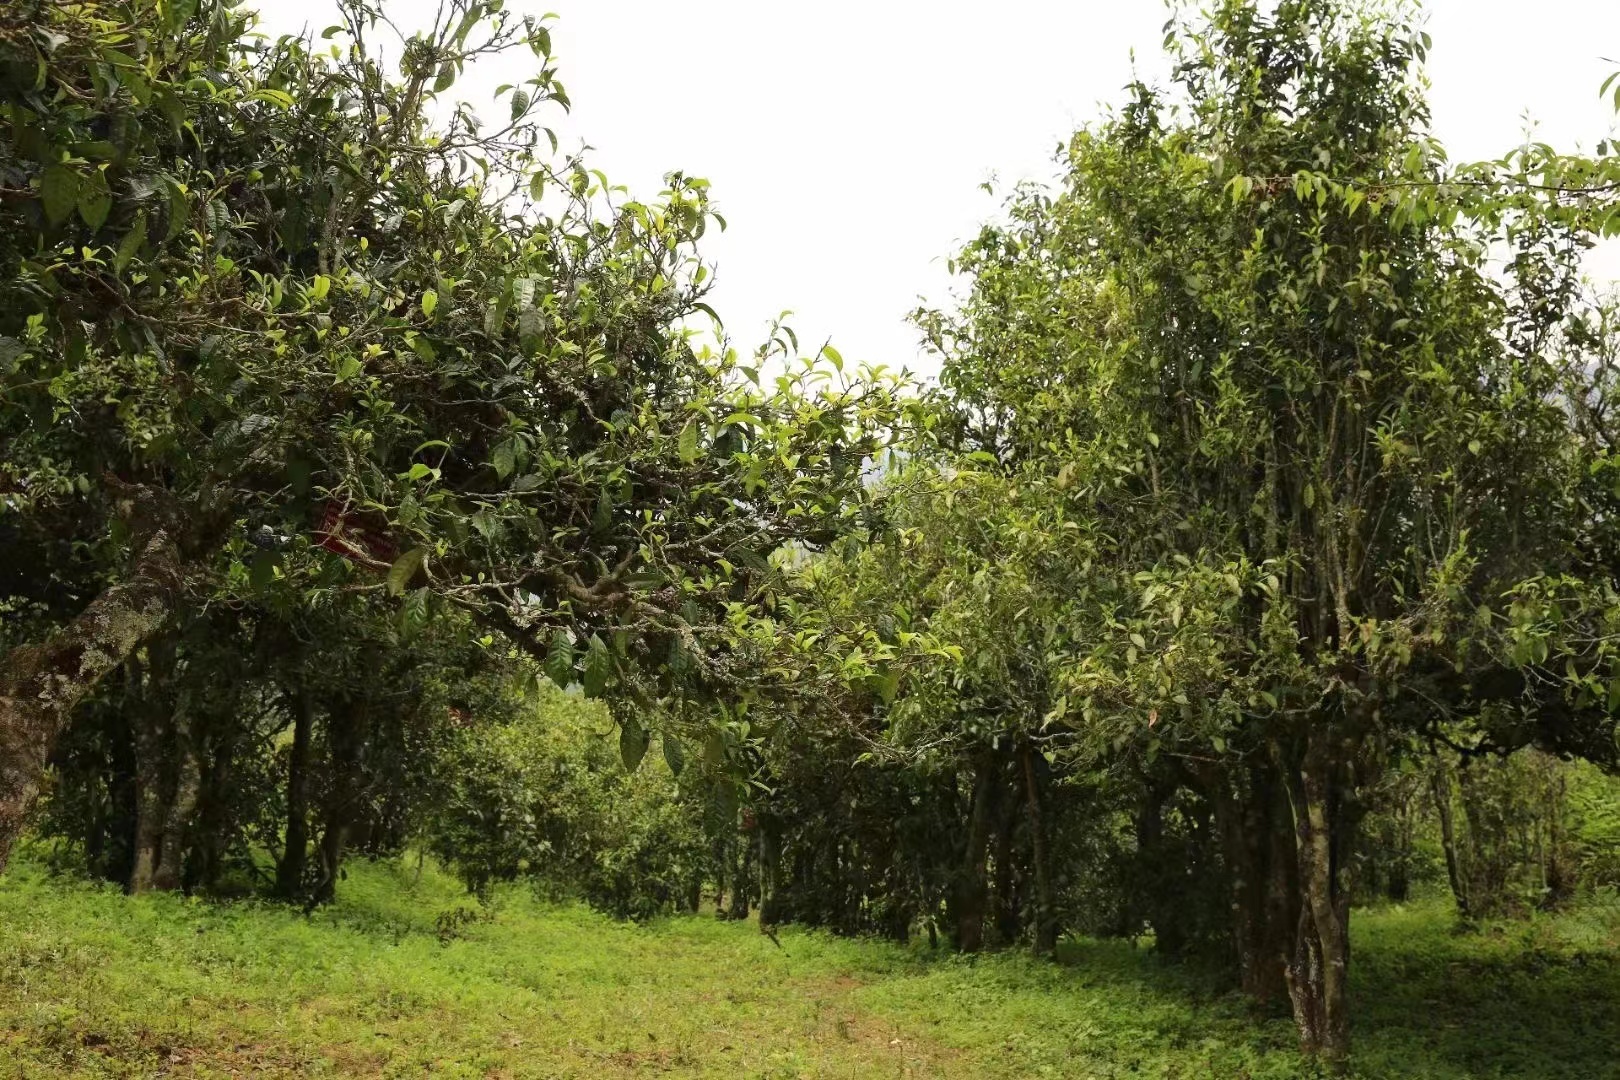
[3,854,1619,1079]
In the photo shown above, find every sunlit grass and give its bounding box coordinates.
[3,852,1617,1078]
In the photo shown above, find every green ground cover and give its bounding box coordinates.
[3,852,1618,1079]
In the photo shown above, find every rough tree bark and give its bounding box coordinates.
[0,531,179,876]
[1281,724,1360,1070]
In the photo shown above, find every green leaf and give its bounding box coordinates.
[619,718,650,772]
[703,731,726,766]
[76,170,112,229]
[492,439,516,480]
[662,733,685,776]
[582,634,612,697]
[678,420,699,464]
[421,288,438,318]
[822,344,844,372]
[870,668,900,705]
[166,0,200,31]
[163,175,188,239]
[247,88,296,109]
[400,587,431,639]
[387,548,427,596]
[114,214,148,273]
[545,632,574,688]
[510,89,530,122]
[40,165,78,225]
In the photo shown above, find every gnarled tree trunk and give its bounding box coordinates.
[0,532,179,876]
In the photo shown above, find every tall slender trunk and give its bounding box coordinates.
[0,532,179,876]
[1430,755,1468,918]
[990,793,1019,947]
[728,830,752,920]
[128,648,167,894]
[1021,742,1057,957]
[275,693,315,898]
[955,751,997,952]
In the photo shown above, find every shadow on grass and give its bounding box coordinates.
[1036,902,1620,1079]
[1351,905,1620,1079]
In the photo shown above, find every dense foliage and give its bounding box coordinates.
[7,0,1620,1073]
[0,0,910,876]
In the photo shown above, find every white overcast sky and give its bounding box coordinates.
[253,1,1620,379]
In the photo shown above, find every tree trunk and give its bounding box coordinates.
[728,832,752,920]
[1283,731,1356,1070]
[955,751,997,952]
[1430,756,1468,918]
[1021,742,1057,957]
[0,531,179,877]
[195,733,236,891]
[312,817,349,908]
[990,789,1019,947]
[310,700,366,908]
[757,813,782,924]
[127,732,163,895]
[1211,764,1297,1007]
[151,712,200,892]
[275,693,315,899]
[128,648,168,894]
